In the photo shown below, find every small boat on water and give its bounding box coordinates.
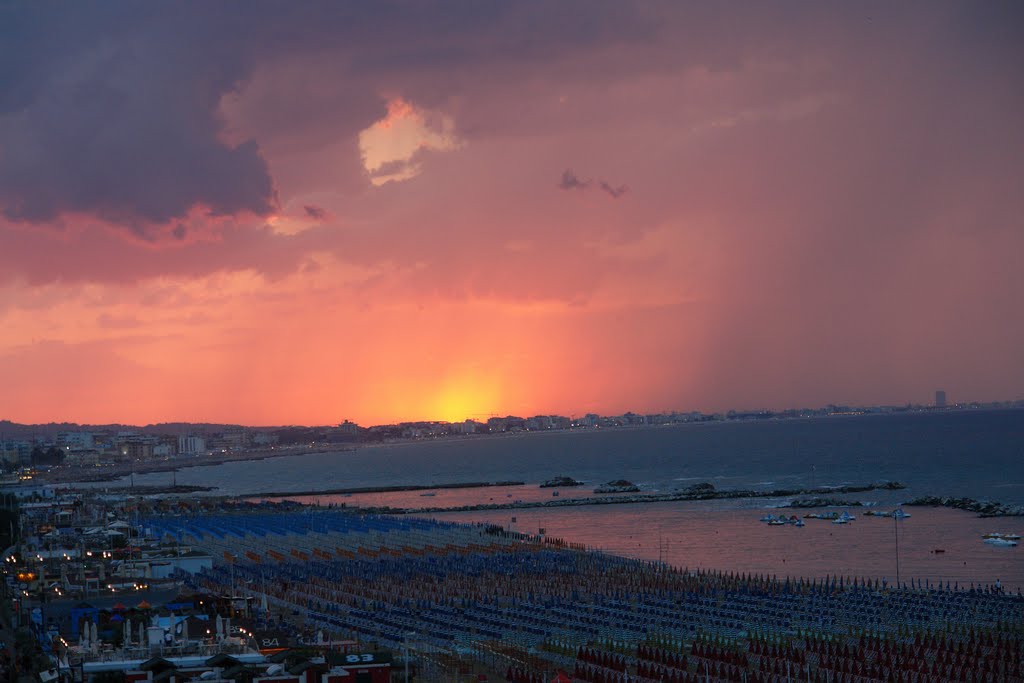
[541,476,583,488]
[832,510,856,524]
[761,514,803,526]
[867,508,910,518]
[419,492,437,497]
[984,537,1019,547]
[983,532,1021,541]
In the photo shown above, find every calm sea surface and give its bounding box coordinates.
[106,409,1024,502]
[89,409,1024,588]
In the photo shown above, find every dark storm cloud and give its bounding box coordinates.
[0,3,278,225]
[0,1,656,231]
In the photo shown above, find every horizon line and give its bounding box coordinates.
[2,397,1021,432]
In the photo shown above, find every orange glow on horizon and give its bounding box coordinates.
[4,6,1024,428]
[429,373,504,424]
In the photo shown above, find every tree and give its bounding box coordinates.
[30,446,64,467]
[0,508,19,548]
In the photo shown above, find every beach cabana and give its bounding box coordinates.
[138,657,176,674]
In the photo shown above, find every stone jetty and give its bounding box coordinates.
[905,496,1024,517]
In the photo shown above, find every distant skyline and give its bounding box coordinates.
[1,3,1023,426]
[2,394,1018,432]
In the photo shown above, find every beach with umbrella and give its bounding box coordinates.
[165,511,1022,683]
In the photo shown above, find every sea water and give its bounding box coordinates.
[89,409,1024,588]
[109,409,1024,503]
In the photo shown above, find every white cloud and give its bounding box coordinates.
[359,98,463,186]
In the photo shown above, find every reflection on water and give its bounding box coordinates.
[430,504,1024,591]
[262,481,1023,591]
[80,410,1024,592]
[266,488,1024,591]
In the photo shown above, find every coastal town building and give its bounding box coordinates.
[1,439,32,466]
[177,435,206,456]
[121,440,155,460]
[56,432,94,451]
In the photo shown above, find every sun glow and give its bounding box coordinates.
[431,374,502,424]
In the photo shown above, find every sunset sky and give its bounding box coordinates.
[1,2,1022,426]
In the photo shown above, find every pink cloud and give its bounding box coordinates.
[1,2,1022,423]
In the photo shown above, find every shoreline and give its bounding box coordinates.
[38,406,1023,487]
[39,445,354,483]
[276,481,906,514]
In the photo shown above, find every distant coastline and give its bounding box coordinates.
[38,445,347,484]
[35,404,1024,487]
[17,406,1023,520]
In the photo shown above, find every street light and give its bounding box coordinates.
[894,509,901,587]
[404,631,416,683]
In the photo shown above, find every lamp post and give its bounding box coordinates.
[404,631,416,683]
[894,511,901,588]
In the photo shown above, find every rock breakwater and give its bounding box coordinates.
[904,496,1024,517]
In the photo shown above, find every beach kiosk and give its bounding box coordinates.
[321,651,392,683]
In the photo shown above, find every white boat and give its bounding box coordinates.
[794,518,805,527]
[983,532,1021,541]
[832,511,856,524]
[983,537,1018,547]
